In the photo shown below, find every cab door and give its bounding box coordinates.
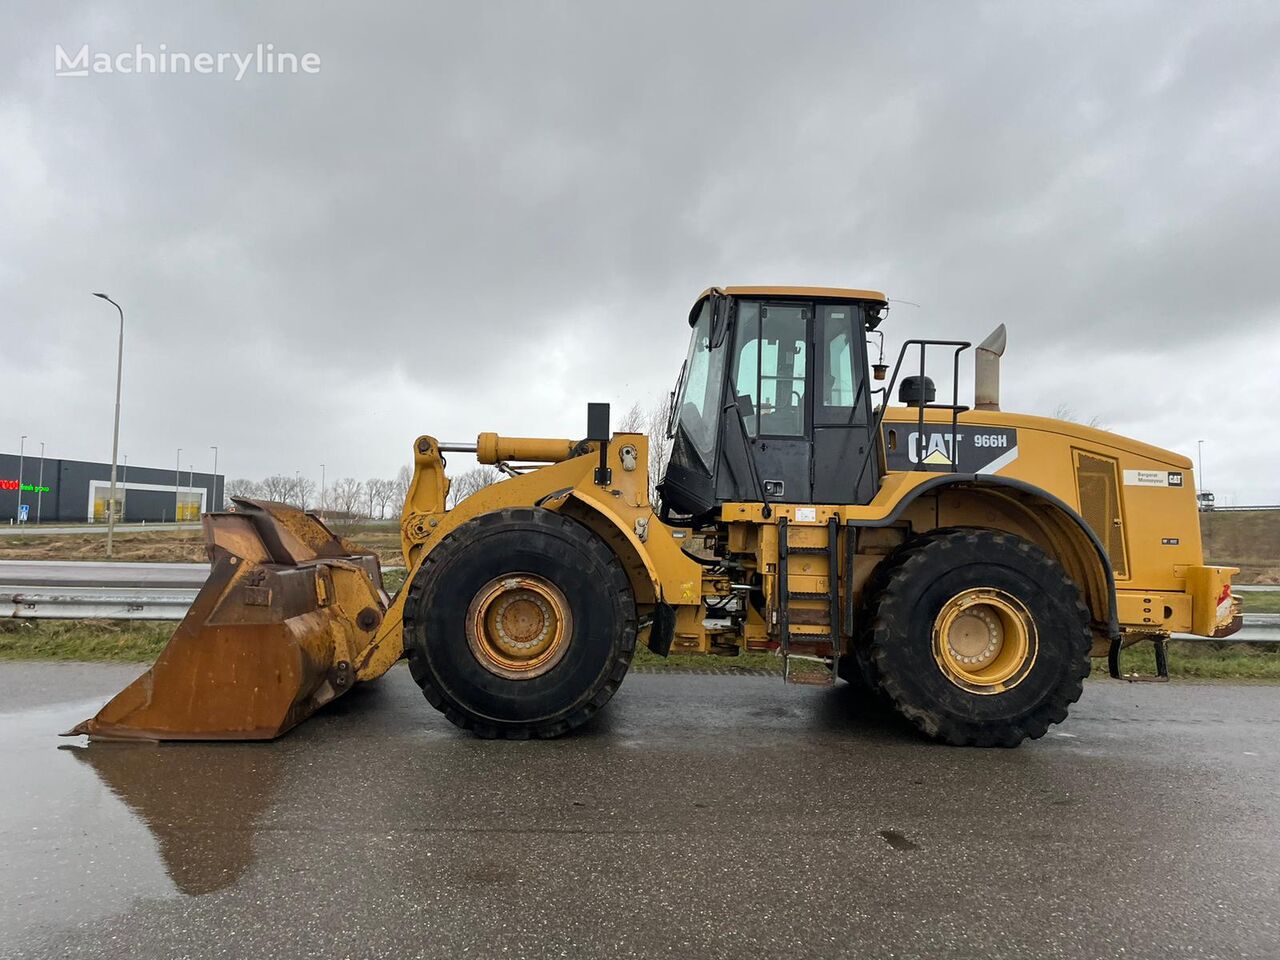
[811,303,878,504]
[724,300,812,503]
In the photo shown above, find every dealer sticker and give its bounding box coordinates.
[1123,469,1183,487]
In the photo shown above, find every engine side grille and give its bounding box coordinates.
[1075,452,1128,579]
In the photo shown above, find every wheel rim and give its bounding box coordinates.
[466,574,572,680]
[931,588,1037,694]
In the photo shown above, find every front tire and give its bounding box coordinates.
[867,528,1091,747]
[404,508,636,739]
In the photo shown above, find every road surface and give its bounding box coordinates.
[2,663,1278,959]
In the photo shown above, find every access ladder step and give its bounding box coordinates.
[785,635,838,656]
[788,545,827,555]
[788,591,830,601]
[784,654,836,687]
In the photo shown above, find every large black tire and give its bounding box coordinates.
[866,528,1091,747]
[403,508,636,739]
[836,545,901,698]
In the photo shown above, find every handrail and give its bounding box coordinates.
[854,338,971,494]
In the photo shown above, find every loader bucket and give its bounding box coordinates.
[63,499,389,742]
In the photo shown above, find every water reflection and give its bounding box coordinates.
[62,741,282,895]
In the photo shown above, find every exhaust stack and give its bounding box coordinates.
[974,324,1007,412]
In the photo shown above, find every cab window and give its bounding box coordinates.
[674,299,728,467]
[732,302,807,437]
[816,303,866,425]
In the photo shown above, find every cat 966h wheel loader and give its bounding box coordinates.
[68,286,1242,746]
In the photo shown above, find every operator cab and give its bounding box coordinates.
[659,286,887,519]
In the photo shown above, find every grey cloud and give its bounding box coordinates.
[1,2,1277,501]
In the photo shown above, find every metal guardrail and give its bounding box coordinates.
[1204,505,1280,512]
[0,560,206,620]
[0,522,204,537]
[2,588,198,620]
[1175,613,1279,644]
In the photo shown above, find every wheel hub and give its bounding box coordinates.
[466,575,571,679]
[932,588,1037,694]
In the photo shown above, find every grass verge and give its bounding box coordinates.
[1244,591,1280,614]
[1106,639,1280,681]
[0,620,171,662]
[3,621,1277,681]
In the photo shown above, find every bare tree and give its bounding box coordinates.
[260,474,293,502]
[618,401,646,433]
[394,464,413,506]
[291,476,316,510]
[646,391,674,504]
[446,466,502,508]
[374,477,399,519]
[1052,403,1106,430]
[365,478,383,519]
[225,478,262,506]
[330,477,365,517]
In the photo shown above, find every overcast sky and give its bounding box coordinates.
[2,2,1277,502]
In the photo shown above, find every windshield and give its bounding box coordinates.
[671,298,727,468]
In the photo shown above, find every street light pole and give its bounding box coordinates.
[210,445,219,510]
[175,447,182,523]
[122,454,128,522]
[1197,439,1205,490]
[93,293,125,557]
[320,463,326,521]
[36,441,44,523]
[16,435,26,523]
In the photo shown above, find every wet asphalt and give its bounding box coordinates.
[2,662,1278,960]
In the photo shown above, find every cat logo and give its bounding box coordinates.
[884,425,1019,475]
[910,432,959,466]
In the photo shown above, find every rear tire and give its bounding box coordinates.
[867,528,1091,747]
[404,508,636,739]
[836,543,907,698]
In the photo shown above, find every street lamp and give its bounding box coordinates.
[36,441,45,523]
[16,435,26,523]
[320,463,326,520]
[210,445,219,510]
[93,293,125,557]
[175,447,182,523]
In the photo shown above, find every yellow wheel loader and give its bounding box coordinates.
[68,286,1242,746]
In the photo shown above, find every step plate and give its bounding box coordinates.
[784,656,836,687]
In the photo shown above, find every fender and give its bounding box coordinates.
[540,491,696,660]
[850,473,1120,642]
[558,491,663,605]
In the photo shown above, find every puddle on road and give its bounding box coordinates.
[0,699,280,943]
